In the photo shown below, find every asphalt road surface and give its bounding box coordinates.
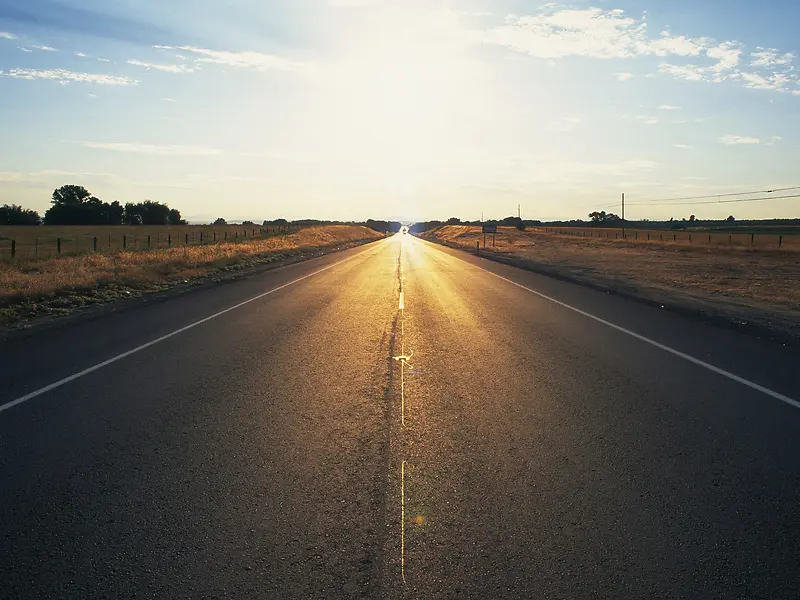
[2,234,799,599]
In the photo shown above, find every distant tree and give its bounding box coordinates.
[446,217,461,224]
[168,208,185,225]
[45,185,123,224]
[589,211,621,225]
[689,214,696,222]
[52,185,93,206]
[213,217,227,225]
[726,215,735,222]
[0,204,41,225]
[242,220,255,226]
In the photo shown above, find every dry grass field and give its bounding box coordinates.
[0,223,295,259]
[421,225,800,341]
[0,225,382,325]
[534,226,800,250]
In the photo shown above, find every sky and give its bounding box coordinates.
[0,0,799,223]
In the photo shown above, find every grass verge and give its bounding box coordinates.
[1,225,382,330]
[420,225,800,344]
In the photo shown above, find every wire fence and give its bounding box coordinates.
[533,227,798,250]
[0,224,300,261]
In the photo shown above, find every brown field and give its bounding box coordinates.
[0,225,382,325]
[0,223,296,260]
[421,225,800,341]
[534,226,800,250]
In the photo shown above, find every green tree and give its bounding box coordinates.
[214,217,227,225]
[0,204,41,225]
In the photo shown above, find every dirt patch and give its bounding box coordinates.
[420,226,800,344]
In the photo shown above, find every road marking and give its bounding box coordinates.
[399,291,405,310]
[401,459,407,584]
[422,239,800,411]
[0,243,385,415]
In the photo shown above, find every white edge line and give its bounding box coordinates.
[1,242,385,414]
[418,237,800,411]
[399,291,405,311]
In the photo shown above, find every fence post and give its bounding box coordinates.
[751,233,754,246]
[635,232,638,240]
[123,235,127,250]
[647,233,650,241]
[709,234,711,244]
[108,234,111,249]
[673,234,676,242]
[779,235,782,249]
[660,234,662,241]
[214,231,216,242]
[93,237,98,251]
[10,240,15,259]
[185,233,189,245]
[252,228,255,237]
[57,237,61,254]
[729,235,732,246]
[168,234,171,247]
[148,235,151,249]
[476,241,480,256]
[689,234,692,244]
[225,231,228,241]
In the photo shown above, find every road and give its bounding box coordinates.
[1,233,799,599]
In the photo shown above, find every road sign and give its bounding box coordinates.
[482,224,497,233]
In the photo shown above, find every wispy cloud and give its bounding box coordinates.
[79,141,221,156]
[478,6,795,94]
[162,97,177,102]
[658,104,681,110]
[635,115,659,125]
[719,135,760,145]
[0,69,137,85]
[75,51,88,57]
[154,45,300,71]
[1,32,18,40]
[673,144,692,149]
[751,48,795,68]
[97,58,110,62]
[127,59,195,73]
[545,116,582,132]
[29,45,59,52]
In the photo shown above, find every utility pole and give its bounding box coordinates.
[621,193,625,239]
[517,204,521,219]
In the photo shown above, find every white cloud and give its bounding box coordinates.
[767,135,782,145]
[0,69,137,85]
[154,45,300,71]
[706,42,741,72]
[30,45,59,52]
[740,71,790,90]
[635,115,659,125]
[162,97,177,102]
[478,6,793,93]
[18,46,32,53]
[127,59,195,73]
[79,141,221,155]
[481,8,649,59]
[673,144,692,149]
[0,32,16,40]
[751,48,795,68]
[97,58,110,62]
[719,135,760,145]
[658,104,681,110]
[545,116,582,132]
[75,51,88,57]
[658,63,706,81]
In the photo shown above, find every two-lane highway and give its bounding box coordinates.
[2,234,799,599]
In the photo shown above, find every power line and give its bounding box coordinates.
[630,185,800,204]
[627,192,800,207]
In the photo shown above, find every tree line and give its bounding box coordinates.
[1,185,185,226]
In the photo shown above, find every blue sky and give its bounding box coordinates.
[1,0,798,222]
